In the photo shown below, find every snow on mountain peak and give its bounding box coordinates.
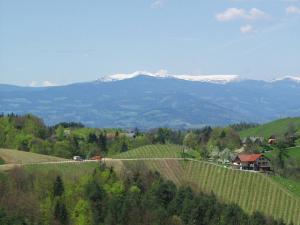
[273,76,300,82]
[98,70,239,84]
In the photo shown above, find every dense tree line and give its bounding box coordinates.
[0,164,291,225]
[0,114,242,160]
[0,114,150,158]
[230,122,259,132]
[0,114,299,182]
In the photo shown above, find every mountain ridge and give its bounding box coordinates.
[1,73,300,88]
[1,75,300,128]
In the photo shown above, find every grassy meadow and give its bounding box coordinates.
[0,148,66,165]
[239,117,300,139]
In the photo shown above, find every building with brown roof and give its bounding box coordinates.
[232,154,271,171]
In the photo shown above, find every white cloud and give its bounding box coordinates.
[240,24,255,34]
[286,6,300,14]
[216,8,245,22]
[151,0,164,9]
[216,8,269,22]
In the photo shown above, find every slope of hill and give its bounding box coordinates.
[2,145,299,224]
[1,76,300,128]
[110,146,300,225]
[264,146,300,161]
[239,117,300,138]
[0,148,65,165]
[24,162,99,179]
[112,144,200,159]
[287,146,300,160]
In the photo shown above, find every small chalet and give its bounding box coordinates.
[268,138,276,145]
[232,154,271,171]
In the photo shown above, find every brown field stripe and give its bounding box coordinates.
[229,169,240,204]
[202,163,211,193]
[293,199,300,225]
[283,195,292,225]
[260,177,270,214]
[218,168,229,202]
[242,172,254,213]
[206,165,217,192]
[232,171,243,205]
[213,167,224,198]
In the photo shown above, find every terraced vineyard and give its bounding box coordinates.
[113,146,300,225]
[2,145,300,224]
[127,159,300,225]
[113,144,199,159]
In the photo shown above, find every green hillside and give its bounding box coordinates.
[113,144,200,159]
[25,162,99,179]
[2,145,300,225]
[111,146,300,225]
[0,148,65,165]
[239,117,300,139]
[287,146,300,160]
[264,146,300,161]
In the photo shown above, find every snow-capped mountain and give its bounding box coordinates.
[1,74,300,128]
[98,71,240,84]
[273,76,300,83]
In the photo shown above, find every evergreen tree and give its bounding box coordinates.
[53,176,64,197]
[54,201,69,225]
[121,141,128,152]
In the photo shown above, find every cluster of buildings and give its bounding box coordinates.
[231,135,275,172]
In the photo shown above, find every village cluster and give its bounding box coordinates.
[230,137,279,172]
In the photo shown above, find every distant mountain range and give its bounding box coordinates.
[1,73,300,128]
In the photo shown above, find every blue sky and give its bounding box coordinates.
[0,0,299,86]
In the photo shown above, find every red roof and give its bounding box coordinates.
[237,154,262,162]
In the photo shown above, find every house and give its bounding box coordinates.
[242,136,264,145]
[232,154,271,171]
[268,138,276,145]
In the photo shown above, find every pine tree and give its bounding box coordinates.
[53,176,64,197]
[54,201,69,225]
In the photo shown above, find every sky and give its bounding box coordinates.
[0,0,299,86]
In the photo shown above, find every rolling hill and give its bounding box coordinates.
[1,145,300,225]
[109,145,300,225]
[112,144,200,159]
[264,146,300,162]
[0,148,65,167]
[239,117,300,139]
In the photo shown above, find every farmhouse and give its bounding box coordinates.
[242,136,264,145]
[232,154,271,171]
[268,138,276,145]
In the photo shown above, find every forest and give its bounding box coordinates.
[0,163,292,225]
